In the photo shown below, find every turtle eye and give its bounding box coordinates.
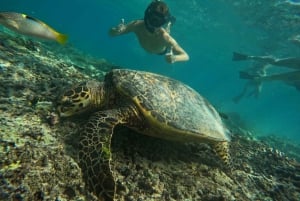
[74,86,83,93]
[61,97,73,106]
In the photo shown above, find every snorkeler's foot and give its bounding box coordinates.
[232,52,249,61]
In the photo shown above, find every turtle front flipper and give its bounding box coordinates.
[213,141,231,166]
[79,107,138,201]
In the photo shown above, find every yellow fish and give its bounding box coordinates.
[0,12,68,44]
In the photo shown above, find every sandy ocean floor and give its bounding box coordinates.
[0,31,299,201]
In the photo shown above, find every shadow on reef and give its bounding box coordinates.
[0,30,299,201]
[61,113,300,201]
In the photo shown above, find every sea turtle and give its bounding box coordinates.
[57,69,230,201]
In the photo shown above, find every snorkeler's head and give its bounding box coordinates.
[144,0,175,33]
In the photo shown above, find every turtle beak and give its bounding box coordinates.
[56,97,74,117]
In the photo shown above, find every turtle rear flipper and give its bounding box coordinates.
[79,107,138,201]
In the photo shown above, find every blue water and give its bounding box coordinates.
[1,0,300,141]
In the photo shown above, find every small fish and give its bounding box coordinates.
[0,12,68,44]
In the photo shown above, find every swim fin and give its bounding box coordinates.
[232,52,249,61]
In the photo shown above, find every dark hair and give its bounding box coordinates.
[144,1,175,32]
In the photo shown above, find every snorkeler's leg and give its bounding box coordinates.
[248,56,275,64]
[256,83,263,98]
[233,52,275,64]
[248,82,262,99]
[239,71,256,80]
[232,82,250,103]
[272,58,300,70]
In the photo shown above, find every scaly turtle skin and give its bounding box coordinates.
[57,69,230,201]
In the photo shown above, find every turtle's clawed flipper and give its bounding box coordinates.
[79,108,134,201]
[213,141,231,166]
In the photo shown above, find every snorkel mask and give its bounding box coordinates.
[144,0,176,33]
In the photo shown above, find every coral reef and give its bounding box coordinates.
[0,30,113,201]
[0,30,299,201]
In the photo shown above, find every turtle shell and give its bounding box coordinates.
[109,69,230,143]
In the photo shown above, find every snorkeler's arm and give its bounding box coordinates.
[164,34,189,63]
[109,20,140,36]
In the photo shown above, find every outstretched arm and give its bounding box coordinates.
[109,20,139,36]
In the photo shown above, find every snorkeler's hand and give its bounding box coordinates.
[165,54,176,64]
[109,18,126,36]
[165,47,175,63]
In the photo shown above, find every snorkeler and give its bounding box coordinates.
[109,0,189,64]
[232,62,270,103]
[0,12,68,44]
[239,69,300,92]
[232,52,300,70]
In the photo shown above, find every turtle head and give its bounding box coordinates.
[57,81,104,117]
